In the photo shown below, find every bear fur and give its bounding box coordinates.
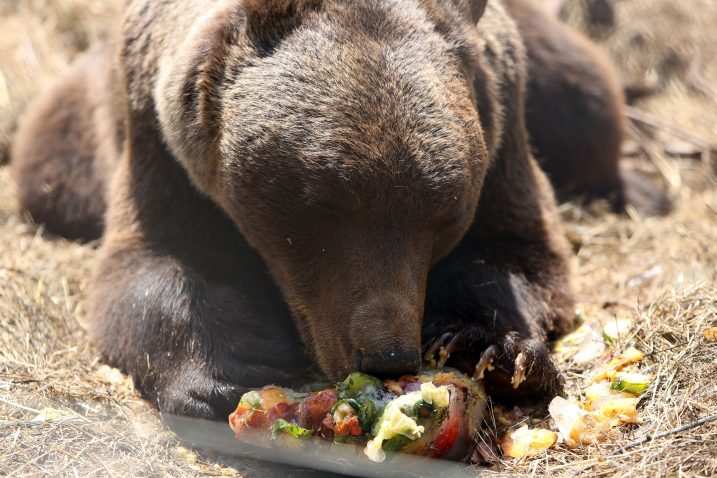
[11,0,633,419]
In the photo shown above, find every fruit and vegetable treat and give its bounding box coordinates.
[229,369,487,462]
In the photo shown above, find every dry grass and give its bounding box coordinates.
[492,196,717,477]
[0,0,120,164]
[1,0,716,477]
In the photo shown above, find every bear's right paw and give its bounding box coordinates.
[156,369,247,421]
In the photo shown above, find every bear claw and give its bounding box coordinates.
[510,352,528,389]
[437,331,466,367]
[423,332,454,366]
[474,345,497,380]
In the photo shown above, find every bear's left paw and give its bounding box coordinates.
[483,334,565,401]
[422,330,564,402]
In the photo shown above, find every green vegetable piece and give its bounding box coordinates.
[331,398,361,414]
[412,400,434,418]
[335,373,387,432]
[285,390,309,402]
[331,398,377,432]
[271,419,314,439]
[611,372,652,395]
[336,372,383,400]
[239,391,262,410]
[382,434,413,452]
[358,397,377,430]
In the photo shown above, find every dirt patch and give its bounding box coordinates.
[1,1,716,477]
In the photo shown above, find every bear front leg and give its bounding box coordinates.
[423,231,574,400]
[423,55,575,399]
[88,241,313,420]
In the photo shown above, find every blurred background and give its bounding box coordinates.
[0,1,715,477]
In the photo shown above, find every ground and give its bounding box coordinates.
[1,1,716,477]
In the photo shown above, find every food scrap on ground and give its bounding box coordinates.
[602,318,633,343]
[498,319,655,459]
[500,425,558,458]
[553,323,606,363]
[704,327,717,342]
[591,347,646,382]
[547,339,652,450]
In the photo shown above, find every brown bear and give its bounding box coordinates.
[11,0,640,420]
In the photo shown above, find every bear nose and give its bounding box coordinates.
[359,348,421,376]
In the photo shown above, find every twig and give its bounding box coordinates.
[686,50,717,105]
[626,122,682,192]
[106,390,129,421]
[626,106,715,174]
[625,106,711,149]
[0,397,41,414]
[0,416,85,429]
[614,413,717,453]
[0,420,46,430]
[6,378,42,385]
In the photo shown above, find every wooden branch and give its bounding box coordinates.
[614,412,717,453]
[624,106,711,149]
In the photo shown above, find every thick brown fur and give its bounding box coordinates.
[11,0,635,419]
[506,0,626,204]
[506,0,671,215]
[11,45,125,240]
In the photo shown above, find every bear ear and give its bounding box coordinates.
[454,0,488,24]
[241,0,323,45]
[156,1,324,196]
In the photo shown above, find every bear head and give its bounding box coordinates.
[156,0,491,379]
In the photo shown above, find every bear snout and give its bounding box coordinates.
[347,295,423,377]
[359,348,422,376]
